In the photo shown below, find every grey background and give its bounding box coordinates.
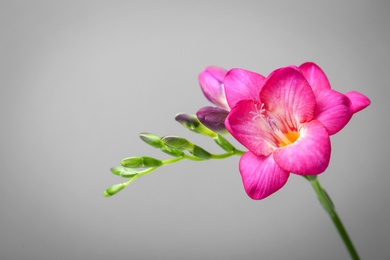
[1,1,389,259]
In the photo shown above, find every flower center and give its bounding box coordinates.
[278,131,300,147]
[251,103,300,147]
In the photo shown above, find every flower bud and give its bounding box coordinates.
[214,134,235,152]
[161,136,192,150]
[196,106,228,133]
[139,132,164,148]
[191,145,211,159]
[121,156,162,168]
[104,183,126,197]
[175,113,216,137]
[161,146,185,157]
[175,113,200,129]
[199,66,229,110]
[110,166,138,177]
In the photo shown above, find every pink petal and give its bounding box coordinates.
[345,91,371,114]
[224,68,266,109]
[273,120,331,175]
[239,152,290,200]
[260,66,316,128]
[198,66,229,110]
[226,100,277,156]
[299,62,331,91]
[314,89,353,135]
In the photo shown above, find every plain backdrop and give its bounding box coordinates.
[1,1,389,259]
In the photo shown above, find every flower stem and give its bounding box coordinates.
[305,176,360,260]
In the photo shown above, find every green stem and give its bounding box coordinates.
[210,149,245,159]
[305,176,360,260]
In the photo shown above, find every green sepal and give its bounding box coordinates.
[191,145,211,159]
[110,166,138,178]
[121,156,162,168]
[139,132,164,148]
[214,134,235,152]
[104,183,126,197]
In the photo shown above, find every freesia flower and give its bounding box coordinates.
[224,62,370,200]
[197,66,230,133]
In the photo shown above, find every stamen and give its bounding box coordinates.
[250,103,299,147]
[250,103,266,121]
[267,117,279,132]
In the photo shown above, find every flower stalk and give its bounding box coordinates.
[305,175,360,260]
[104,119,245,197]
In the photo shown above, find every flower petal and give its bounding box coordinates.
[198,66,229,109]
[345,91,371,114]
[273,120,331,175]
[299,62,331,91]
[196,106,229,133]
[260,66,316,129]
[239,152,290,200]
[314,89,353,135]
[226,100,277,156]
[224,68,265,109]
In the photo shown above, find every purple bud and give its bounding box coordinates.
[198,66,229,110]
[196,106,229,133]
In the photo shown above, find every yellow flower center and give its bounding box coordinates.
[279,131,300,147]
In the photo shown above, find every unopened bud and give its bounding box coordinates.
[196,106,228,134]
[110,166,138,177]
[162,136,192,150]
[214,134,235,152]
[191,145,211,159]
[161,146,185,157]
[139,132,164,148]
[175,113,217,137]
[104,183,126,197]
[121,156,162,168]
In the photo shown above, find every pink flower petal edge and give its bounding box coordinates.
[345,91,371,114]
[273,120,331,175]
[299,62,331,91]
[224,68,265,109]
[313,89,353,135]
[260,66,316,125]
[226,100,276,156]
[239,152,289,200]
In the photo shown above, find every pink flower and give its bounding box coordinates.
[197,66,230,132]
[198,66,230,110]
[224,62,370,200]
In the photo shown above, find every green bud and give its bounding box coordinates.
[121,156,162,168]
[161,146,185,157]
[104,183,126,197]
[191,145,211,159]
[214,134,235,152]
[121,156,143,167]
[162,136,193,150]
[110,166,138,178]
[175,113,200,130]
[139,132,164,148]
[175,113,216,138]
[142,156,163,167]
